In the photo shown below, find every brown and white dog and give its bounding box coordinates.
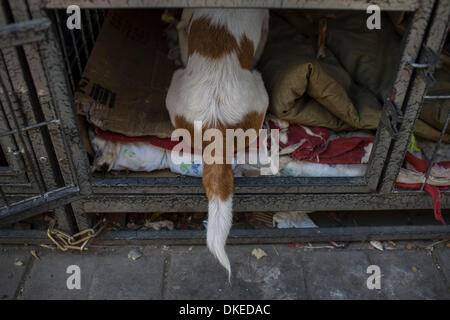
[166,9,269,279]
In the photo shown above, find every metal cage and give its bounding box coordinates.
[0,0,450,243]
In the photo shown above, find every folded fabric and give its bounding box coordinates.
[280,159,367,177]
[396,151,450,186]
[274,123,374,164]
[100,139,205,177]
[395,147,450,225]
[98,120,375,165]
[258,10,450,142]
[96,127,178,151]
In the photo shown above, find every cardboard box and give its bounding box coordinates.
[75,9,175,138]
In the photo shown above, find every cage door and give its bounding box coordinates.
[0,17,92,225]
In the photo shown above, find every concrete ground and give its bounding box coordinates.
[1,240,450,300]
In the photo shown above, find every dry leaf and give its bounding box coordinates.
[128,249,143,261]
[370,241,384,251]
[330,241,345,248]
[30,250,40,260]
[272,246,279,256]
[126,222,138,229]
[14,260,24,267]
[39,244,55,250]
[406,244,413,250]
[252,248,268,260]
[411,266,418,273]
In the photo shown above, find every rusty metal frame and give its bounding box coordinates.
[0,0,448,242]
[380,0,450,193]
[38,0,440,198]
[2,224,450,246]
[43,0,420,11]
[0,0,92,232]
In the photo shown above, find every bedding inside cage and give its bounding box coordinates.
[72,9,450,179]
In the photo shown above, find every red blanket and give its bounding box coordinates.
[97,124,374,164]
[274,124,374,164]
[95,125,448,224]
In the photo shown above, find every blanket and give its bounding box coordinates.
[95,124,449,224]
[258,10,450,143]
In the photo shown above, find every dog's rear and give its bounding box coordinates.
[166,9,269,279]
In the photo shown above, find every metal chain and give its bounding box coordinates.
[47,218,107,251]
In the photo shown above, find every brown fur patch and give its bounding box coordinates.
[237,35,254,71]
[188,17,254,70]
[202,163,234,201]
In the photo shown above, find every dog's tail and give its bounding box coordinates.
[202,162,234,281]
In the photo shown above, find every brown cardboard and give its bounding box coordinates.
[75,9,175,138]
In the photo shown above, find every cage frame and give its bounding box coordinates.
[0,0,449,241]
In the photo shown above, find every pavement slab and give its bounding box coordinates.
[301,249,382,299]
[0,247,31,300]
[165,245,308,300]
[17,246,165,300]
[433,246,450,290]
[367,249,450,299]
[1,241,449,300]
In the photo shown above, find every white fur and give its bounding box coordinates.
[207,196,233,281]
[166,53,268,126]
